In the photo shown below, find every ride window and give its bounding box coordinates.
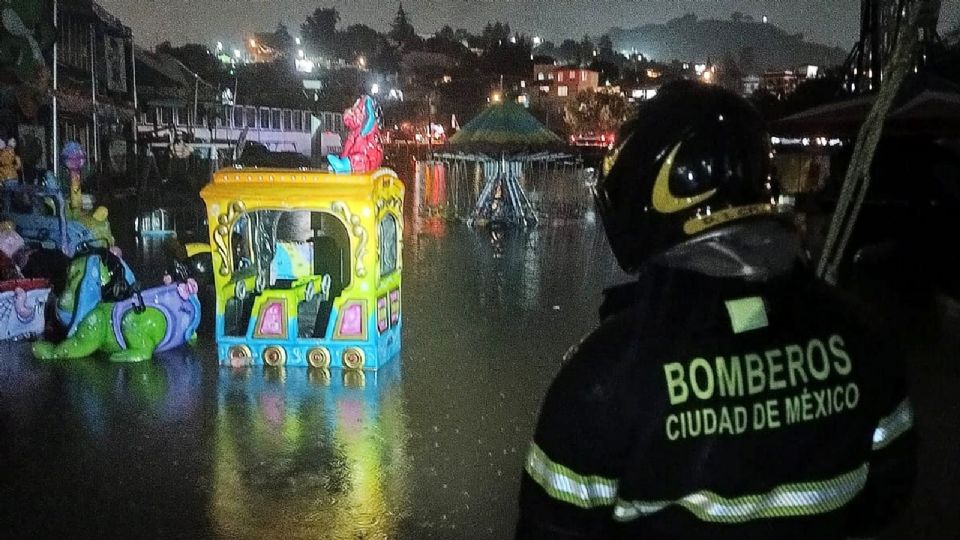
[379,214,398,278]
[259,109,270,129]
[292,111,304,132]
[233,106,244,127]
[282,110,293,131]
[246,107,257,128]
[272,110,282,131]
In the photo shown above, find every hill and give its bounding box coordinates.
[607,14,847,70]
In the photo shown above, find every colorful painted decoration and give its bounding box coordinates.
[326,95,384,174]
[199,167,404,369]
[0,138,22,183]
[31,248,201,362]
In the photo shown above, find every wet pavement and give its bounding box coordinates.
[0,217,957,539]
[0,219,626,539]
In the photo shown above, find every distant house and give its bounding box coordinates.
[245,30,293,64]
[552,67,600,98]
[531,66,601,102]
[741,75,762,97]
[625,84,661,102]
[763,70,799,99]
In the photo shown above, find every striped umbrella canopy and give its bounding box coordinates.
[449,100,563,154]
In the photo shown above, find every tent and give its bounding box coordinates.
[448,100,563,227]
[772,75,960,138]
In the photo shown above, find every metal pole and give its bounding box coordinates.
[90,24,99,165]
[52,0,59,173]
[193,74,199,136]
[131,34,138,154]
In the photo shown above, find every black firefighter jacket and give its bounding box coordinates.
[516,264,916,540]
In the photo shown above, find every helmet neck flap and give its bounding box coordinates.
[651,218,802,281]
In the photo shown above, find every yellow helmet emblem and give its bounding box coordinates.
[652,142,716,214]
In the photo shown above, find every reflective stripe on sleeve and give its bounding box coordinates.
[872,398,914,451]
[613,463,869,523]
[524,443,618,509]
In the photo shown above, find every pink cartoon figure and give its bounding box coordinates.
[326,95,384,174]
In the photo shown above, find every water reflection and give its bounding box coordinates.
[212,362,410,539]
[0,344,213,537]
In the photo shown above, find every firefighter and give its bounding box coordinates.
[516,81,916,540]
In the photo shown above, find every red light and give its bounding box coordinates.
[600,135,606,142]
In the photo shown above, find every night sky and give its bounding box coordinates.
[100,0,960,52]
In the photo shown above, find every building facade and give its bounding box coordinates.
[55,1,137,175]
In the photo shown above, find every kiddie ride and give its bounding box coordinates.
[199,94,405,370]
[29,245,201,362]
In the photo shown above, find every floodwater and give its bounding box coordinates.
[0,216,628,539]
[1,208,958,538]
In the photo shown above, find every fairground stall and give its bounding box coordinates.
[200,167,404,369]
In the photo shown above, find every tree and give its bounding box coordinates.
[389,2,420,49]
[481,21,511,49]
[558,39,580,63]
[589,59,620,85]
[717,51,743,93]
[481,34,532,77]
[536,40,558,59]
[340,24,385,62]
[564,90,630,134]
[155,42,224,82]
[302,7,340,57]
[596,34,620,64]
[272,23,295,56]
[579,35,595,64]
[436,25,456,42]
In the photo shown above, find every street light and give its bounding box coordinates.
[295,37,302,45]
[532,36,542,46]
[491,92,502,103]
[371,83,380,94]
[234,49,242,59]
[216,41,223,52]
[358,56,366,69]
[298,49,305,58]
[249,39,256,48]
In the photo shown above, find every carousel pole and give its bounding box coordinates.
[52,0,59,174]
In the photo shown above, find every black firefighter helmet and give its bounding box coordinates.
[595,81,784,273]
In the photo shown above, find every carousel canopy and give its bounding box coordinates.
[448,100,563,153]
[772,74,960,138]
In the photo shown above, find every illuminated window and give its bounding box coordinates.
[569,71,575,79]
[537,72,545,81]
[557,86,568,97]
[557,72,563,82]
[379,214,398,278]
[581,71,587,82]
